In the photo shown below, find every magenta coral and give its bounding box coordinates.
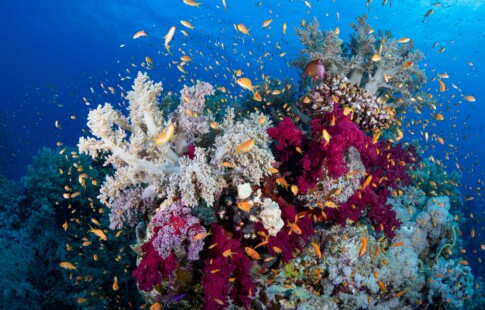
[201,224,255,310]
[267,117,324,194]
[132,240,177,292]
[255,197,314,262]
[151,200,206,261]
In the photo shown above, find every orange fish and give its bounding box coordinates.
[60,261,77,270]
[253,91,262,101]
[361,175,373,190]
[397,37,411,43]
[112,276,119,291]
[276,177,289,189]
[359,236,367,257]
[154,123,175,145]
[322,129,331,145]
[402,61,414,68]
[234,139,255,154]
[89,225,107,241]
[245,247,261,260]
[237,201,252,212]
[290,185,299,196]
[464,95,475,102]
[434,113,444,121]
[377,280,386,292]
[193,229,212,241]
[150,303,162,310]
[391,241,404,247]
[311,241,322,258]
[287,215,302,235]
[183,0,201,7]
[395,288,410,297]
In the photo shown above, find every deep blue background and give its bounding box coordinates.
[1,0,483,274]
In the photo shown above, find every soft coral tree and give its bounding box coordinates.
[312,105,418,237]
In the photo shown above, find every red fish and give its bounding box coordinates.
[303,59,326,80]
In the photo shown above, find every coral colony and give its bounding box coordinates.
[77,16,477,309]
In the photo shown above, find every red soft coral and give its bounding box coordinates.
[132,239,177,292]
[201,224,255,310]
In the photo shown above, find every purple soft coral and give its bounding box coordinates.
[151,200,206,261]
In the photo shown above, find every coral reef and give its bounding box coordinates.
[295,15,426,108]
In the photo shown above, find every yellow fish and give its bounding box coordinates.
[181,55,192,62]
[234,138,255,153]
[237,23,250,35]
[322,129,331,145]
[464,95,475,102]
[237,77,253,91]
[434,113,444,121]
[154,123,175,145]
[282,22,287,35]
[253,91,262,101]
[371,54,381,62]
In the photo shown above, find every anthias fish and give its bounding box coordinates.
[303,59,326,80]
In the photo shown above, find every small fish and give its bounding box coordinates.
[180,20,195,29]
[267,167,279,174]
[322,129,331,145]
[234,138,255,153]
[377,280,387,292]
[150,303,162,310]
[222,161,234,168]
[287,216,302,235]
[262,19,273,28]
[397,37,411,43]
[193,229,212,240]
[395,288,409,297]
[424,9,434,18]
[237,23,250,35]
[372,131,381,144]
[164,26,176,53]
[237,201,252,212]
[311,242,321,258]
[112,276,119,291]
[276,177,289,189]
[434,113,444,121]
[183,0,201,7]
[402,61,414,68]
[324,201,339,209]
[62,221,68,231]
[181,55,192,62]
[236,77,254,91]
[302,96,311,104]
[371,54,381,62]
[60,261,77,270]
[222,0,227,10]
[359,236,367,257]
[145,56,153,65]
[154,123,175,145]
[245,247,261,260]
[361,175,373,190]
[257,116,266,125]
[253,91,262,101]
[464,95,475,102]
[89,225,107,241]
[291,185,299,196]
[272,246,283,254]
[210,121,219,129]
[282,22,287,35]
[303,59,326,80]
[391,241,404,247]
[213,298,225,306]
[133,30,148,39]
[334,27,340,35]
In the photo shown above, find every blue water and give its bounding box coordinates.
[1,0,484,307]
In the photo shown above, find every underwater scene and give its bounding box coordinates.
[1,0,485,309]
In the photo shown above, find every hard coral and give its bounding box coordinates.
[298,75,395,132]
